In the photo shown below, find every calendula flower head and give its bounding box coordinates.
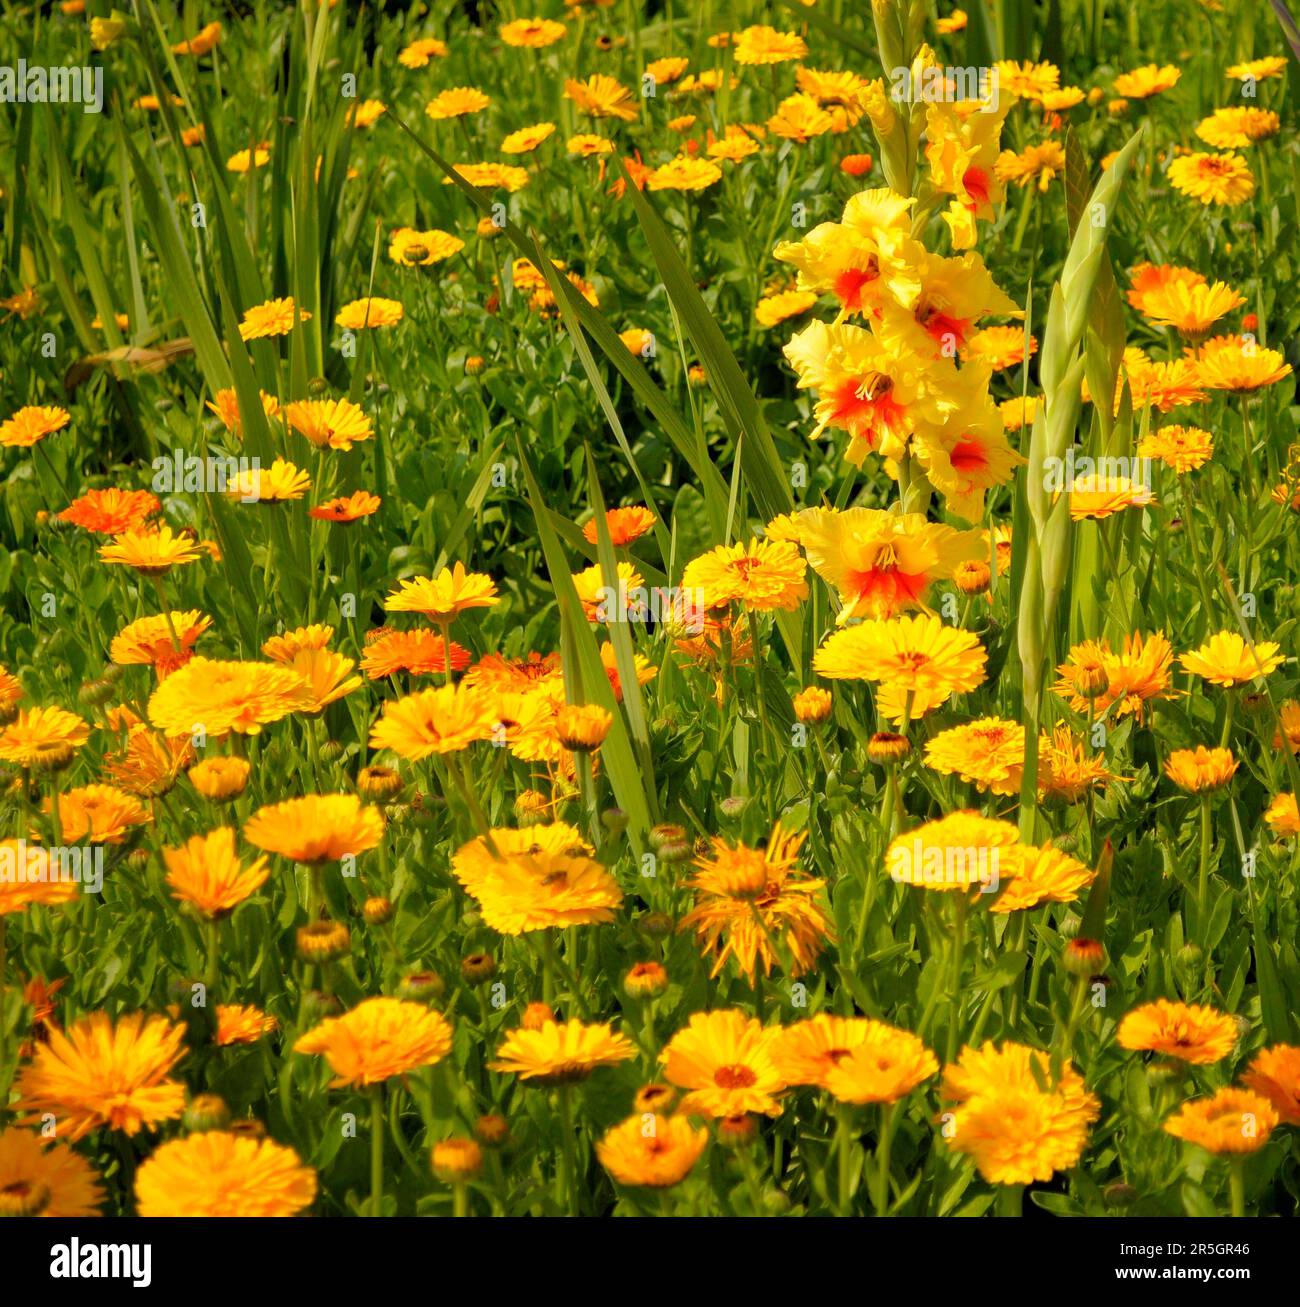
[431,1137,483,1184]
[59,487,159,535]
[814,614,987,702]
[445,162,530,192]
[1242,1044,1300,1125]
[148,658,312,737]
[1113,63,1180,98]
[0,405,70,448]
[1180,631,1284,687]
[1054,631,1172,723]
[370,683,498,759]
[1265,793,1300,838]
[385,563,499,622]
[681,538,808,612]
[388,227,464,267]
[582,506,656,546]
[942,1041,1100,1184]
[564,74,638,121]
[187,756,251,801]
[490,1018,636,1085]
[1165,746,1238,793]
[1065,474,1156,521]
[163,827,270,919]
[1193,333,1292,392]
[1037,726,1117,803]
[14,1012,186,1140]
[0,843,79,917]
[1140,280,1245,340]
[646,156,722,192]
[1168,152,1255,206]
[1117,1000,1240,1064]
[0,1127,103,1216]
[659,1010,786,1118]
[98,524,203,575]
[681,822,832,980]
[792,686,833,723]
[110,611,211,676]
[500,17,567,47]
[0,706,91,771]
[238,297,308,340]
[295,997,453,1087]
[335,297,404,330]
[398,37,448,67]
[988,843,1094,913]
[1137,424,1214,473]
[244,794,384,865]
[1164,1088,1278,1155]
[596,1113,708,1188]
[733,24,807,65]
[135,1131,315,1216]
[425,86,490,119]
[996,140,1066,191]
[924,717,1025,795]
[283,397,373,451]
[46,783,150,844]
[796,506,983,621]
[885,812,1021,892]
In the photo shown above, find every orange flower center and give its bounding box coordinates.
[714,1063,758,1089]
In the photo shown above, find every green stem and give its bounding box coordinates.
[835,1101,855,1215]
[555,1084,579,1216]
[1228,1156,1245,1217]
[370,1083,385,1216]
[997,1183,1024,1216]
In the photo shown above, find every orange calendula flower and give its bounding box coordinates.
[1137,424,1214,473]
[135,1131,315,1216]
[1167,152,1254,206]
[0,842,80,917]
[733,25,807,65]
[500,17,567,48]
[187,756,251,801]
[1165,746,1238,793]
[924,717,1025,795]
[244,794,384,865]
[1193,333,1292,392]
[1065,474,1156,521]
[0,1127,103,1216]
[45,784,150,844]
[294,997,453,1087]
[582,506,656,547]
[206,387,280,436]
[1265,793,1300,838]
[1112,63,1180,98]
[1054,631,1173,723]
[388,227,464,267]
[163,827,270,918]
[360,629,471,679]
[309,490,382,522]
[110,611,212,675]
[814,613,987,700]
[681,822,833,981]
[425,87,490,120]
[1164,1088,1278,1155]
[659,1011,786,1118]
[1117,1000,1240,1064]
[398,37,449,68]
[885,812,1021,892]
[0,405,70,449]
[59,488,160,535]
[1242,1044,1300,1125]
[988,843,1094,913]
[14,1012,187,1140]
[596,1113,708,1188]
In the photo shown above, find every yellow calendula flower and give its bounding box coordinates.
[924,717,1025,795]
[646,156,722,192]
[1196,106,1280,149]
[885,812,1021,892]
[1165,746,1237,793]
[425,87,490,120]
[995,140,1066,191]
[283,398,373,451]
[1117,1000,1240,1064]
[385,563,499,622]
[0,706,91,771]
[136,1131,315,1216]
[370,683,498,759]
[490,1019,635,1084]
[1193,333,1292,392]
[0,405,70,448]
[501,122,557,154]
[814,613,987,698]
[1137,424,1214,473]
[564,74,638,121]
[163,827,270,918]
[733,25,807,65]
[1167,152,1254,206]
[681,538,808,612]
[388,227,465,266]
[659,1010,786,1118]
[500,17,566,48]
[1113,63,1180,98]
[335,297,404,330]
[1179,631,1284,687]
[238,296,308,340]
